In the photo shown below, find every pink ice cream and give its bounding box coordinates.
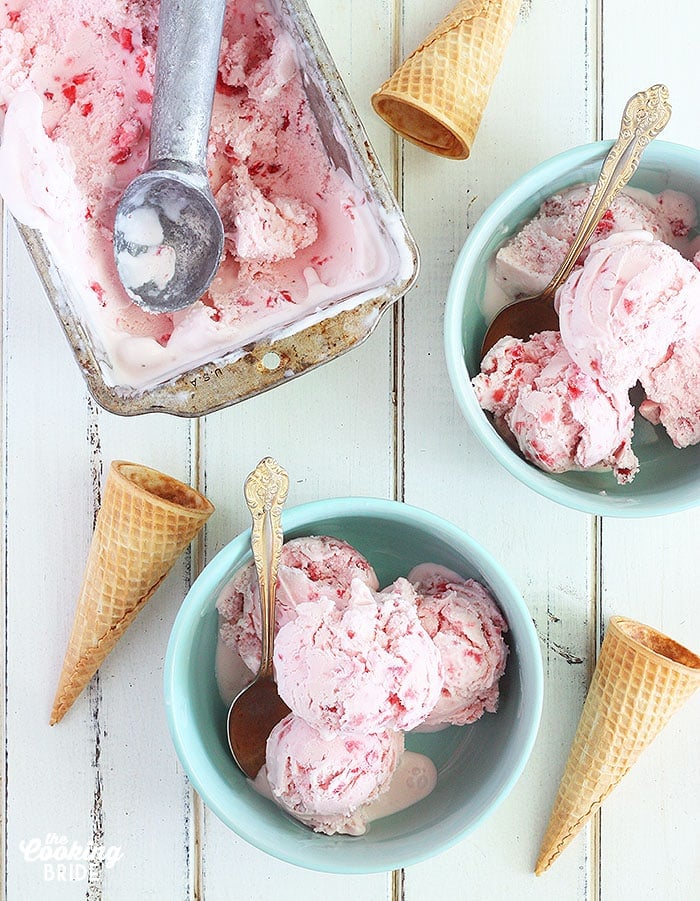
[475,186,700,482]
[264,713,403,835]
[216,535,378,673]
[557,232,700,450]
[495,184,696,298]
[215,539,509,835]
[639,338,700,447]
[273,578,444,737]
[408,564,509,729]
[0,0,403,390]
[558,232,700,387]
[473,330,638,482]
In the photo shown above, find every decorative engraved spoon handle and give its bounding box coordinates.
[244,457,289,679]
[540,84,672,303]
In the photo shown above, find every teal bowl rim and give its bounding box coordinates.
[164,496,544,874]
[444,138,700,518]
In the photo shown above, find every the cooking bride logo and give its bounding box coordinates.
[19,833,124,882]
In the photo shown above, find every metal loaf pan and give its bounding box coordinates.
[15,0,419,416]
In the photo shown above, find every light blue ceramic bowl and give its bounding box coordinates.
[164,497,543,873]
[445,139,700,517]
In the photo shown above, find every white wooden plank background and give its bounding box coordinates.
[2,0,699,899]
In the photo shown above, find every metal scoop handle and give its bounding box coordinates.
[149,0,227,172]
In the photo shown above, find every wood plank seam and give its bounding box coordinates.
[591,2,604,896]
[391,0,406,506]
[1,203,8,901]
[86,397,106,900]
[190,416,204,901]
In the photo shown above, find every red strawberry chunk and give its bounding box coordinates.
[111,116,144,148]
[111,28,134,53]
[90,282,106,305]
[109,147,131,165]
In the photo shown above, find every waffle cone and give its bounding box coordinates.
[50,461,214,725]
[371,0,519,159]
[535,616,700,875]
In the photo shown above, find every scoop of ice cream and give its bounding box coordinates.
[639,337,700,448]
[473,331,638,483]
[217,169,318,263]
[273,579,443,737]
[407,564,508,729]
[496,184,697,298]
[217,535,378,673]
[264,713,403,835]
[558,231,700,395]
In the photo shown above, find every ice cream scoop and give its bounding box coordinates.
[113,0,226,313]
[228,458,291,779]
[480,84,672,357]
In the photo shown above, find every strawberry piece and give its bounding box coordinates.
[111,28,134,53]
[109,147,132,165]
[90,282,106,305]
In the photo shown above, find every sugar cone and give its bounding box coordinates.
[371,0,519,159]
[50,461,214,725]
[535,616,700,875]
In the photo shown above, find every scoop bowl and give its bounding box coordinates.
[445,139,700,518]
[164,497,543,874]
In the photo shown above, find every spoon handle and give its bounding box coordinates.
[540,84,672,303]
[244,458,289,679]
[149,0,227,172]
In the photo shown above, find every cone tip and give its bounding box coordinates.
[534,852,553,876]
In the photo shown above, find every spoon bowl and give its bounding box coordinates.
[480,84,672,357]
[227,676,290,780]
[227,457,290,779]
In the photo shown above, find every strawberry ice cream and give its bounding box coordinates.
[0,0,408,391]
[273,579,443,737]
[495,184,696,298]
[263,713,403,835]
[216,535,378,673]
[557,231,700,451]
[215,537,510,835]
[475,185,700,482]
[639,338,700,448]
[473,331,639,483]
[408,564,509,729]
[558,232,700,389]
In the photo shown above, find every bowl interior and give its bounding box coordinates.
[445,140,700,516]
[165,498,543,873]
